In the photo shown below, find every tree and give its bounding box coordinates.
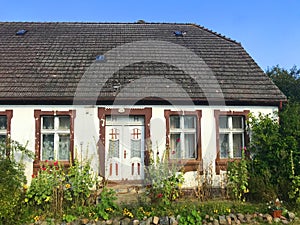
[266,65,300,102]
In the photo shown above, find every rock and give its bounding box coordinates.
[218,215,226,225]
[229,213,237,221]
[145,217,152,225]
[81,218,89,225]
[96,221,106,225]
[132,219,139,225]
[273,218,281,223]
[245,214,252,223]
[159,216,169,225]
[237,213,244,222]
[106,219,113,225]
[120,218,131,225]
[282,219,290,224]
[112,219,120,225]
[152,216,159,225]
[226,215,232,225]
[288,212,296,220]
[169,216,178,225]
[213,219,219,225]
[264,214,273,224]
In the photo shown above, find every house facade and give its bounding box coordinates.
[0,22,286,187]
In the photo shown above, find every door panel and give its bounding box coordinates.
[105,116,144,181]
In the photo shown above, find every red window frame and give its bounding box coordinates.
[214,110,249,174]
[164,110,202,173]
[33,110,76,174]
[0,110,13,137]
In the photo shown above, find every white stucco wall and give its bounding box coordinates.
[0,104,278,186]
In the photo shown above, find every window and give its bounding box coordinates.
[165,110,202,172]
[41,116,71,161]
[219,115,245,158]
[215,110,249,174]
[33,110,75,174]
[169,115,197,159]
[0,110,13,156]
[0,110,13,140]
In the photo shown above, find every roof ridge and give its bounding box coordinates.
[189,23,241,46]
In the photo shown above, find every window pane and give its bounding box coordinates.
[219,116,228,129]
[42,134,54,160]
[59,116,70,130]
[219,134,229,158]
[184,116,196,129]
[232,116,243,129]
[184,133,196,158]
[58,134,70,160]
[131,139,141,158]
[233,133,243,158]
[170,116,180,129]
[0,116,7,130]
[170,133,181,158]
[108,139,119,158]
[42,116,54,130]
[0,134,6,142]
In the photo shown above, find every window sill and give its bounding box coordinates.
[33,160,71,175]
[215,158,241,174]
[169,159,203,173]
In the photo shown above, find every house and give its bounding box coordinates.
[0,22,286,187]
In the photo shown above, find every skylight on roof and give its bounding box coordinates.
[16,29,27,36]
[174,31,186,37]
[96,55,106,62]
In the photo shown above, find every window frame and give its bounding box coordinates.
[214,110,249,174]
[164,110,202,172]
[33,110,76,174]
[0,110,13,139]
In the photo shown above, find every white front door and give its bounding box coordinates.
[105,115,145,181]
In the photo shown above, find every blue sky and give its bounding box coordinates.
[1,0,299,71]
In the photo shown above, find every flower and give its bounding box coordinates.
[54,161,58,166]
[65,183,71,189]
[157,193,163,198]
[34,216,40,222]
[267,198,284,211]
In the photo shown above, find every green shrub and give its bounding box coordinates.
[0,139,33,225]
[227,150,249,201]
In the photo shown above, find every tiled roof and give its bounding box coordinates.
[0,22,286,105]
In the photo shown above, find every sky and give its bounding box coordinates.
[0,0,299,71]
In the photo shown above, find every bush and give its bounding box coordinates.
[0,139,33,225]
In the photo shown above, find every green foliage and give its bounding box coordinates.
[247,112,291,201]
[266,65,300,102]
[178,208,202,225]
[227,151,249,201]
[145,161,184,207]
[25,159,97,218]
[92,187,118,220]
[0,139,33,225]
[62,214,77,223]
